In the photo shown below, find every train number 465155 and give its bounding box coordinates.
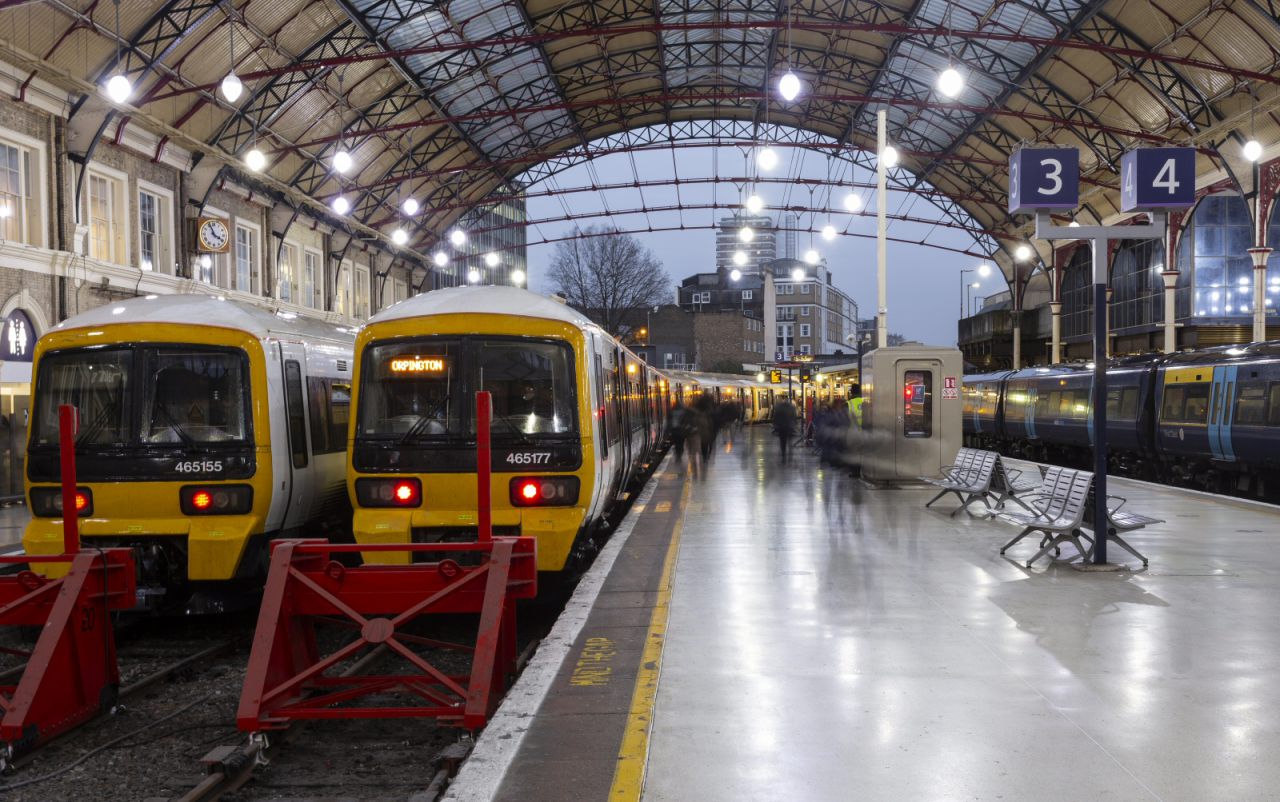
[175,460,224,473]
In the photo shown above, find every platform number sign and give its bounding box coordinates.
[1120,148,1196,211]
[1008,148,1079,214]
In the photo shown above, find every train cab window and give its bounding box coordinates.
[359,340,460,438]
[143,349,248,444]
[1235,384,1267,425]
[284,360,308,468]
[475,340,576,436]
[903,370,932,438]
[34,347,132,447]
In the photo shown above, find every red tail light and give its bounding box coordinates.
[180,485,254,515]
[394,481,419,504]
[509,476,580,507]
[191,491,213,510]
[74,492,89,512]
[30,487,93,518]
[355,477,423,508]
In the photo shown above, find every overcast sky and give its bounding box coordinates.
[517,143,996,346]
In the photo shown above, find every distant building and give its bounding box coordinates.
[715,214,777,277]
[780,213,798,260]
[768,258,858,358]
[635,304,765,372]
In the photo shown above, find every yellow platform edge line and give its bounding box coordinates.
[608,477,691,801]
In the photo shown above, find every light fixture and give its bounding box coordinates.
[821,224,836,241]
[467,268,481,284]
[971,281,981,289]
[511,269,526,285]
[331,196,350,215]
[803,249,820,265]
[245,147,267,172]
[432,251,449,267]
[732,250,748,266]
[198,254,212,270]
[391,228,408,246]
[977,263,992,278]
[485,252,500,267]
[1243,139,1264,162]
[450,229,466,247]
[791,267,805,282]
[730,268,742,281]
[880,145,899,169]
[844,192,863,213]
[936,67,964,98]
[220,73,243,103]
[1015,244,1033,261]
[402,198,419,216]
[778,71,801,102]
[756,372,766,382]
[756,147,778,171]
[0,204,10,218]
[332,149,353,174]
[106,74,132,104]
[745,194,764,214]
[1069,219,1081,228]
[738,226,755,243]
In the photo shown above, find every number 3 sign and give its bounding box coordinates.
[1008,147,1079,215]
[1120,147,1196,211]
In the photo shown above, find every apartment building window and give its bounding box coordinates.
[801,306,810,317]
[777,323,793,356]
[800,324,811,338]
[303,250,320,309]
[742,290,753,300]
[355,265,371,319]
[801,284,811,294]
[86,166,128,264]
[800,344,811,355]
[234,222,260,293]
[278,243,299,302]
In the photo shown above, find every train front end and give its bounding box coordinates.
[23,318,272,598]
[348,306,596,574]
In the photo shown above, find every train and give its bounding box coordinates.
[963,342,1280,498]
[23,295,355,608]
[665,370,776,423]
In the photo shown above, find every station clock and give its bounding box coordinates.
[195,217,231,253]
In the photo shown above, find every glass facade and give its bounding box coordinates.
[1110,239,1164,332]
[1184,194,1254,317]
[445,192,528,288]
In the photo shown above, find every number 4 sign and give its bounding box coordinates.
[1120,148,1196,211]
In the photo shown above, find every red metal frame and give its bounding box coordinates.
[236,392,537,733]
[0,405,136,759]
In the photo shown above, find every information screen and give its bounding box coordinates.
[386,355,449,376]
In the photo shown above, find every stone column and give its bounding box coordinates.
[1249,247,1273,343]
[1160,271,1180,353]
[1049,302,1062,363]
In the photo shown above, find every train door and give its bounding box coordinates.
[896,360,944,476]
[1208,366,1238,461]
[614,349,632,486]
[277,343,315,530]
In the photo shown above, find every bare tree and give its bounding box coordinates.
[547,225,671,337]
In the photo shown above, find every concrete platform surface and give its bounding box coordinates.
[458,428,1280,802]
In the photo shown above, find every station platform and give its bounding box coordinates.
[448,427,1280,801]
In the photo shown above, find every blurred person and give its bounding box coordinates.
[772,396,798,464]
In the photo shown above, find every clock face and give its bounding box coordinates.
[199,219,229,251]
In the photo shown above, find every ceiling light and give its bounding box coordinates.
[730,268,742,281]
[1015,244,1033,261]
[756,147,778,171]
[450,229,466,247]
[732,250,748,266]
[244,147,267,172]
[391,228,408,246]
[1243,139,1264,162]
[485,251,500,267]
[778,71,801,102]
[1068,219,1081,228]
[745,194,764,214]
[220,72,243,103]
[433,251,449,267]
[803,249,820,265]
[880,145,899,169]
[738,226,755,243]
[821,225,836,241]
[844,192,863,213]
[332,149,353,174]
[977,263,991,278]
[467,268,481,284]
[791,268,805,282]
[402,198,419,216]
[511,269,525,285]
[936,67,964,98]
[331,196,350,215]
[105,74,132,104]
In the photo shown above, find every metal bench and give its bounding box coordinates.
[997,466,1095,567]
[1089,495,1161,567]
[989,458,1041,512]
[922,448,999,517]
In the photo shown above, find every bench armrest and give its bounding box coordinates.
[1106,494,1127,512]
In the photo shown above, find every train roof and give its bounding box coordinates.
[49,294,356,343]
[368,286,596,329]
[1162,341,1280,366]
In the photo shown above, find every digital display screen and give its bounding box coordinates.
[386,355,449,376]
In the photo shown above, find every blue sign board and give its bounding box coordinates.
[1008,147,1079,214]
[1,310,33,363]
[1120,148,1196,211]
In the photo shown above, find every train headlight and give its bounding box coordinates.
[355,477,423,508]
[509,476,580,507]
[180,485,254,515]
[30,487,93,518]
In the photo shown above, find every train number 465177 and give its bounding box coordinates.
[505,452,551,465]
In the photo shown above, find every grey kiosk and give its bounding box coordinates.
[859,344,963,483]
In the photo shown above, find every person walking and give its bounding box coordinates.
[772,397,798,464]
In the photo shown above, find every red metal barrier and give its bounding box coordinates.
[0,404,137,763]
[236,392,538,733]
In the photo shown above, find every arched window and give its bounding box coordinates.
[1110,239,1165,332]
[1182,194,1252,317]
[1061,246,1092,339]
